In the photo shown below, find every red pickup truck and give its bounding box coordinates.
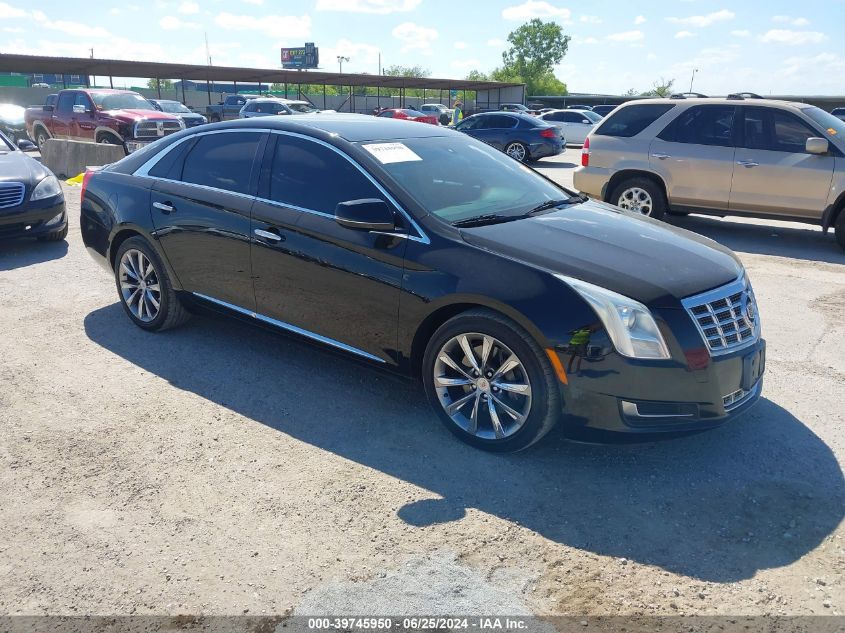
[25,89,184,153]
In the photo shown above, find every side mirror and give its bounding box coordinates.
[581,119,590,124]
[17,139,37,152]
[806,137,829,155]
[72,104,86,114]
[335,199,395,232]
[43,104,54,112]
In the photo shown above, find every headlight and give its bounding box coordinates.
[30,175,63,201]
[556,275,671,360]
[201,115,208,124]
[178,119,186,130]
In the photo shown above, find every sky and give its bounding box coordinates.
[1,0,844,95]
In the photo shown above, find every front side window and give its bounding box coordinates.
[180,132,262,195]
[287,102,318,113]
[595,104,676,138]
[771,110,820,153]
[378,110,394,118]
[456,116,484,131]
[56,93,74,113]
[73,93,91,109]
[659,105,736,147]
[486,115,517,129]
[269,136,381,215]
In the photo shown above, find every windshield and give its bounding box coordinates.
[158,101,191,113]
[0,130,14,151]
[582,111,603,123]
[287,102,318,113]
[92,93,156,111]
[803,106,845,141]
[361,136,571,224]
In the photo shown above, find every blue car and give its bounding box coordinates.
[455,112,564,162]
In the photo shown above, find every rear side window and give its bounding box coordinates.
[180,132,262,195]
[269,136,381,215]
[595,104,675,137]
[658,105,736,147]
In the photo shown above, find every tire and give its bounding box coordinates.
[97,134,122,145]
[210,114,221,123]
[114,236,190,332]
[421,309,561,452]
[504,141,529,163]
[610,177,667,220]
[34,127,49,152]
[37,224,68,242]
[835,208,845,251]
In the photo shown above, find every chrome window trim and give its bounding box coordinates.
[192,292,386,364]
[681,275,760,356]
[132,127,430,244]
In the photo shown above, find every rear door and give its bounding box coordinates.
[471,114,516,149]
[51,92,75,139]
[649,104,738,210]
[730,106,835,219]
[150,131,267,309]
[557,111,593,144]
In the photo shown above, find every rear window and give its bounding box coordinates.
[594,104,676,138]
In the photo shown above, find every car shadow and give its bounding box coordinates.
[0,238,68,271]
[665,215,845,265]
[534,160,577,169]
[84,303,845,583]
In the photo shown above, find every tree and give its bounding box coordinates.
[498,19,570,96]
[465,70,489,82]
[622,88,638,97]
[641,78,675,97]
[147,78,174,91]
[383,65,430,78]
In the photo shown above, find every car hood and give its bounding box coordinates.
[459,200,743,307]
[104,109,180,122]
[0,150,49,184]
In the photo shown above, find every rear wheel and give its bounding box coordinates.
[610,177,667,220]
[504,141,529,163]
[114,237,190,332]
[835,208,845,251]
[210,114,221,123]
[422,309,561,452]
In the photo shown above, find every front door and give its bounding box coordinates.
[150,131,266,309]
[72,92,97,142]
[250,133,408,363]
[649,104,738,210]
[51,92,75,140]
[730,106,835,219]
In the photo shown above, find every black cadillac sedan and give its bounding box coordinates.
[0,130,67,241]
[81,115,764,452]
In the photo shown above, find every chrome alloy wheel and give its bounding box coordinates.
[433,333,533,440]
[506,142,527,162]
[617,187,653,215]
[119,249,161,323]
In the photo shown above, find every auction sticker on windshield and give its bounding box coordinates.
[362,142,422,164]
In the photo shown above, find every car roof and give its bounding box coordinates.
[626,97,814,111]
[210,113,454,142]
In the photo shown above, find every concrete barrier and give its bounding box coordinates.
[40,138,126,178]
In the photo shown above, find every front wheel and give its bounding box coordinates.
[114,237,190,331]
[504,141,529,163]
[34,128,49,151]
[610,177,667,220]
[422,309,561,452]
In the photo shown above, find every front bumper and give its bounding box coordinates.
[556,337,765,433]
[0,197,66,239]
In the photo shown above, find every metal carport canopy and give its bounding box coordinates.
[0,53,523,91]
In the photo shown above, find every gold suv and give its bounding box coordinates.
[574,96,845,250]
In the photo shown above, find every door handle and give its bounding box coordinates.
[152,201,175,214]
[651,153,671,160]
[254,228,284,242]
[737,160,759,168]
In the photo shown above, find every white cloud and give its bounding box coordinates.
[316,0,421,13]
[31,11,112,39]
[214,12,312,38]
[487,38,505,47]
[0,1,25,18]
[633,15,646,25]
[675,30,696,39]
[580,15,602,24]
[3,26,24,32]
[451,59,481,70]
[605,30,644,43]
[178,1,199,14]
[453,41,469,49]
[772,15,810,27]
[242,0,264,4]
[578,36,599,45]
[667,9,734,28]
[159,15,200,30]
[392,22,438,54]
[646,52,657,60]
[502,1,572,22]
[730,30,750,37]
[322,38,381,71]
[759,29,827,45]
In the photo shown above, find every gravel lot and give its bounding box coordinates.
[1,150,843,619]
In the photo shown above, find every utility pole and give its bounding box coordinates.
[89,48,94,88]
[378,52,382,76]
[337,55,349,73]
[689,68,699,93]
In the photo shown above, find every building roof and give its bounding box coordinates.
[0,54,523,92]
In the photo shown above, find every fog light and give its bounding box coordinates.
[45,212,64,226]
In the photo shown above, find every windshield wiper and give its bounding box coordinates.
[452,214,515,228]
[525,195,588,216]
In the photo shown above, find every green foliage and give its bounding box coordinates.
[640,78,675,97]
[147,78,174,91]
[383,65,431,78]
[623,88,639,97]
[465,70,489,82]
[491,19,570,96]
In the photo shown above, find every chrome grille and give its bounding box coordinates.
[134,119,183,139]
[682,277,759,354]
[0,182,25,209]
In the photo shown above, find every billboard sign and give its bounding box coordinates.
[281,43,319,69]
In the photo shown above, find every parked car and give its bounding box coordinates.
[375,109,439,125]
[150,99,207,128]
[566,104,594,111]
[832,107,845,122]
[456,112,564,162]
[239,98,322,118]
[0,129,66,241]
[591,105,619,117]
[80,114,764,451]
[538,109,602,146]
[0,104,29,144]
[206,95,258,122]
[420,103,455,125]
[500,103,538,115]
[25,89,185,153]
[574,97,845,249]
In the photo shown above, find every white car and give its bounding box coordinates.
[537,109,602,145]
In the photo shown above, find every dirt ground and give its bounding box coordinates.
[1,161,843,619]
